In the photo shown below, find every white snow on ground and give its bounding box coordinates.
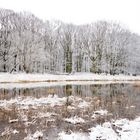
[0,95,67,109]
[78,100,90,108]
[12,129,19,134]
[92,109,108,118]
[64,116,85,124]
[24,131,43,140]
[0,72,140,89]
[0,73,140,83]
[89,124,119,140]
[0,95,90,110]
[0,95,93,115]
[9,119,18,123]
[112,118,140,140]
[58,132,89,140]
[1,127,19,137]
[37,112,57,118]
[94,109,108,115]
[58,117,140,140]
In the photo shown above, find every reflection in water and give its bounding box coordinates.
[0,83,140,140]
[0,84,140,118]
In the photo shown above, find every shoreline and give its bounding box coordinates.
[0,73,140,89]
[0,73,140,83]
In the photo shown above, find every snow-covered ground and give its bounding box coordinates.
[0,73,140,83]
[58,117,140,140]
[0,94,67,109]
[0,73,140,89]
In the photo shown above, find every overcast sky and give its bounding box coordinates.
[0,0,140,34]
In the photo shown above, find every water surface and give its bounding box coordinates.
[0,83,140,140]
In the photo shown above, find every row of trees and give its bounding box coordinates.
[0,8,140,75]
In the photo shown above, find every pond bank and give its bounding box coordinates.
[0,73,140,83]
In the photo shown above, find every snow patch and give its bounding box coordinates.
[78,101,90,108]
[9,119,18,123]
[1,127,19,136]
[59,117,140,140]
[0,95,67,109]
[58,132,89,140]
[64,116,85,124]
[0,73,140,84]
[37,112,57,118]
[12,129,19,134]
[92,109,108,118]
[89,124,118,140]
[24,131,43,140]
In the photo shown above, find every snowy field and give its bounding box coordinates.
[0,73,140,83]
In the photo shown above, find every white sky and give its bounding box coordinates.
[0,0,140,34]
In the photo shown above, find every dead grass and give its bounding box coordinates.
[0,92,139,139]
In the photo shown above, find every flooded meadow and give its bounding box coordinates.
[0,83,140,140]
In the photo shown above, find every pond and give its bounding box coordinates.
[0,83,140,140]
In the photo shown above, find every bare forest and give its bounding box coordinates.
[0,8,140,75]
